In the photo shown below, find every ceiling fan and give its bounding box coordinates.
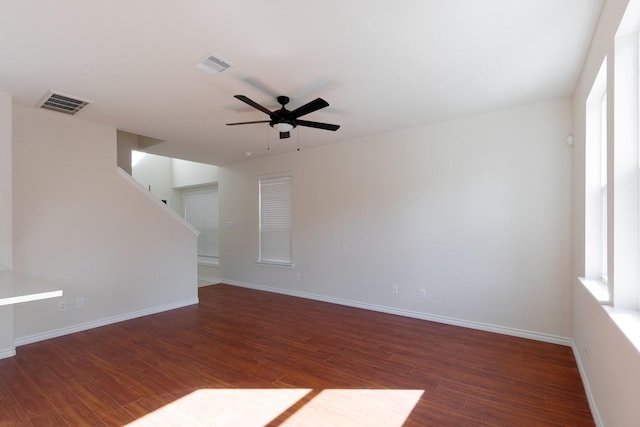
[226,95,340,139]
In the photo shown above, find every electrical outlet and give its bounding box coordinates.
[76,297,85,309]
[295,273,301,281]
[58,301,66,311]
[391,285,399,295]
[419,289,427,299]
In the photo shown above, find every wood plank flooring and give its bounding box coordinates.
[0,284,594,426]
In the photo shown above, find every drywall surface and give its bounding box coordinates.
[220,98,573,338]
[132,151,180,210]
[116,130,136,175]
[172,158,218,188]
[133,153,220,283]
[0,91,11,270]
[11,105,198,339]
[132,154,219,216]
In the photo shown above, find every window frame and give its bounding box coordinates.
[584,58,610,301]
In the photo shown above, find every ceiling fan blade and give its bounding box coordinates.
[226,120,270,126]
[242,77,279,98]
[234,95,273,115]
[296,119,340,131]
[290,98,329,119]
[279,131,290,139]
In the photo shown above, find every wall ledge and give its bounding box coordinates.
[116,167,200,236]
[603,306,640,354]
[578,277,610,303]
[579,277,640,354]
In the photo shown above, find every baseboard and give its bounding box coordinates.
[571,343,603,427]
[198,275,221,287]
[0,347,16,359]
[14,298,199,348]
[224,280,572,346]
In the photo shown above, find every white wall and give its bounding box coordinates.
[132,154,220,216]
[173,160,220,284]
[0,91,13,355]
[172,158,219,188]
[116,130,136,175]
[11,105,198,340]
[132,154,220,284]
[0,91,12,270]
[572,0,640,425]
[132,152,180,210]
[220,98,573,339]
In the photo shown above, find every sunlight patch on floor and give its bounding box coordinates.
[281,389,425,426]
[126,388,424,426]
[127,388,311,426]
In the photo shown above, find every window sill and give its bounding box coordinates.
[257,260,294,269]
[579,277,640,353]
[579,277,610,304]
[603,306,640,353]
[198,257,219,267]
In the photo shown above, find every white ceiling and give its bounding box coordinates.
[0,0,603,165]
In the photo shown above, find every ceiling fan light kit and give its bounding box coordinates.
[227,94,340,140]
[272,121,294,133]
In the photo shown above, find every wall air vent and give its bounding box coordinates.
[195,54,231,75]
[37,91,93,115]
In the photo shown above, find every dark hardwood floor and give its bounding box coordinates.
[0,284,594,426]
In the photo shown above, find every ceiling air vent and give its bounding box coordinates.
[195,54,231,75]
[38,91,93,115]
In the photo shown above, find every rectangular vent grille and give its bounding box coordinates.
[195,54,231,74]
[38,91,92,115]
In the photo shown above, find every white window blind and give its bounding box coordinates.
[184,186,219,260]
[259,175,292,265]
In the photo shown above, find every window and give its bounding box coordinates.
[609,23,640,310]
[584,58,609,299]
[259,174,292,266]
[578,0,640,354]
[184,186,219,266]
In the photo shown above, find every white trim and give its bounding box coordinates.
[198,257,219,267]
[257,260,294,269]
[198,275,221,286]
[223,280,572,346]
[116,167,200,236]
[14,297,199,348]
[258,171,293,181]
[572,343,604,427]
[0,347,16,359]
